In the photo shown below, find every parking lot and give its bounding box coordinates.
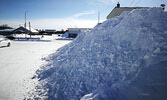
[0,39,71,99]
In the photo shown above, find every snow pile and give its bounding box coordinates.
[34,8,167,100]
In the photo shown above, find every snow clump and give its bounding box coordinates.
[34,8,167,100]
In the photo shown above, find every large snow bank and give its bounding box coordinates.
[33,8,167,100]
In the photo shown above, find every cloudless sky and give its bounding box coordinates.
[0,0,166,30]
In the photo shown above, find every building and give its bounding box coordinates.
[0,26,38,35]
[13,26,38,35]
[45,29,56,35]
[107,2,149,19]
[63,28,92,38]
[0,26,39,39]
[68,28,92,38]
[0,29,15,35]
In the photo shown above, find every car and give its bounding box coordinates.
[0,37,11,47]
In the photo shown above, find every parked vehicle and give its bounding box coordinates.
[0,37,11,47]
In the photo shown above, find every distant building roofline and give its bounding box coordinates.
[107,6,150,19]
[0,29,15,32]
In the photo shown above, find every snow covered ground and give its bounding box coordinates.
[0,36,71,100]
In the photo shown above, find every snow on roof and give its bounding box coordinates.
[0,29,15,32]
[14,26,38,33]
[107,7,149,19]
[25,26,38,33]
[32,8,167,100]
[68,28,92,32]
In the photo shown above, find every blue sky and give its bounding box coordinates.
[0,0,166,30]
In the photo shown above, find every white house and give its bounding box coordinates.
[107,2,149,19]
[68,28,92,32]
[63,28,92,38]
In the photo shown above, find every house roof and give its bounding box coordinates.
[14,26,38,33]
[68,28,92,32]
[14,26,30,33]
[0,29,15,32]
[25,26,38,33]
[107,7,149,19]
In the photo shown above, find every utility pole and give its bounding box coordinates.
[24,11,27,28]
[24,11,27,38]
[97,12,101,25]
[29,22,31,38]
[24,11,29,38]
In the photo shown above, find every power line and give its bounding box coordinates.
[134,0,142,6]
[129,0,136,7]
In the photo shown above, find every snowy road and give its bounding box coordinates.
[0,39,71,100]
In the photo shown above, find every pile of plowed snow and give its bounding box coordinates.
[32,8,167,100]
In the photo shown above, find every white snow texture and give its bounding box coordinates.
[34,8,167,100]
